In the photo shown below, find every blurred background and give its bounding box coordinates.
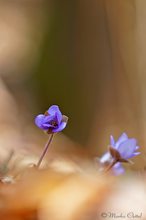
[0,0,146,169]
[0,1,146,220]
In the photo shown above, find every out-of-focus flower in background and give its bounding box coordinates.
[109,133,140,159]
[100,133,140,175]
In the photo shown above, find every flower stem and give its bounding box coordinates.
[36,134,54,168]
[105,160,118,173]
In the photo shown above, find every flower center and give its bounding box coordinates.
[50,120,58,127]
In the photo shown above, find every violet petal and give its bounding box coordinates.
[35,114,45,129]
[115,132,128,149]
[112,162,125,175]
[52,121,67,132]
[118,138,137,159]
[110,135,115,146]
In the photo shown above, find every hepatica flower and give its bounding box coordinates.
[100,133,140,175]
[35,105,68,168]
[35,105,68,134]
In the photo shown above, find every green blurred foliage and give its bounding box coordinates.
[26,1,86,144]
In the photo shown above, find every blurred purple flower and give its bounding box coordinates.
[35,105,68,133]
[109,133,140,159]
[100,133,140,175]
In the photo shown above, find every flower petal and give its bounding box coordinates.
[133,152,141,156]
[118,138,137,159]
[47,105,62,124]
[55,112,62,124]
[43,123,55,129]
[112,162,125,175]
[135,146,139,150]
[48,105,60,115]
[115,133,128,149]
[35,114,46,129]
[110,135,115,146]
[52,121,67,133]
[100,152,111,164]
[62,115,68,123]
[43,115,56,123]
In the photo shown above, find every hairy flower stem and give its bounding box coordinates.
[36,134,54,168]
[105,160,118,173]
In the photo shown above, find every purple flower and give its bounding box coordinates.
[35,105,68,133]
[100,133,140,175]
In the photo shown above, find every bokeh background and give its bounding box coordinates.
[0,1,146,220]
[0,0,146,169]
